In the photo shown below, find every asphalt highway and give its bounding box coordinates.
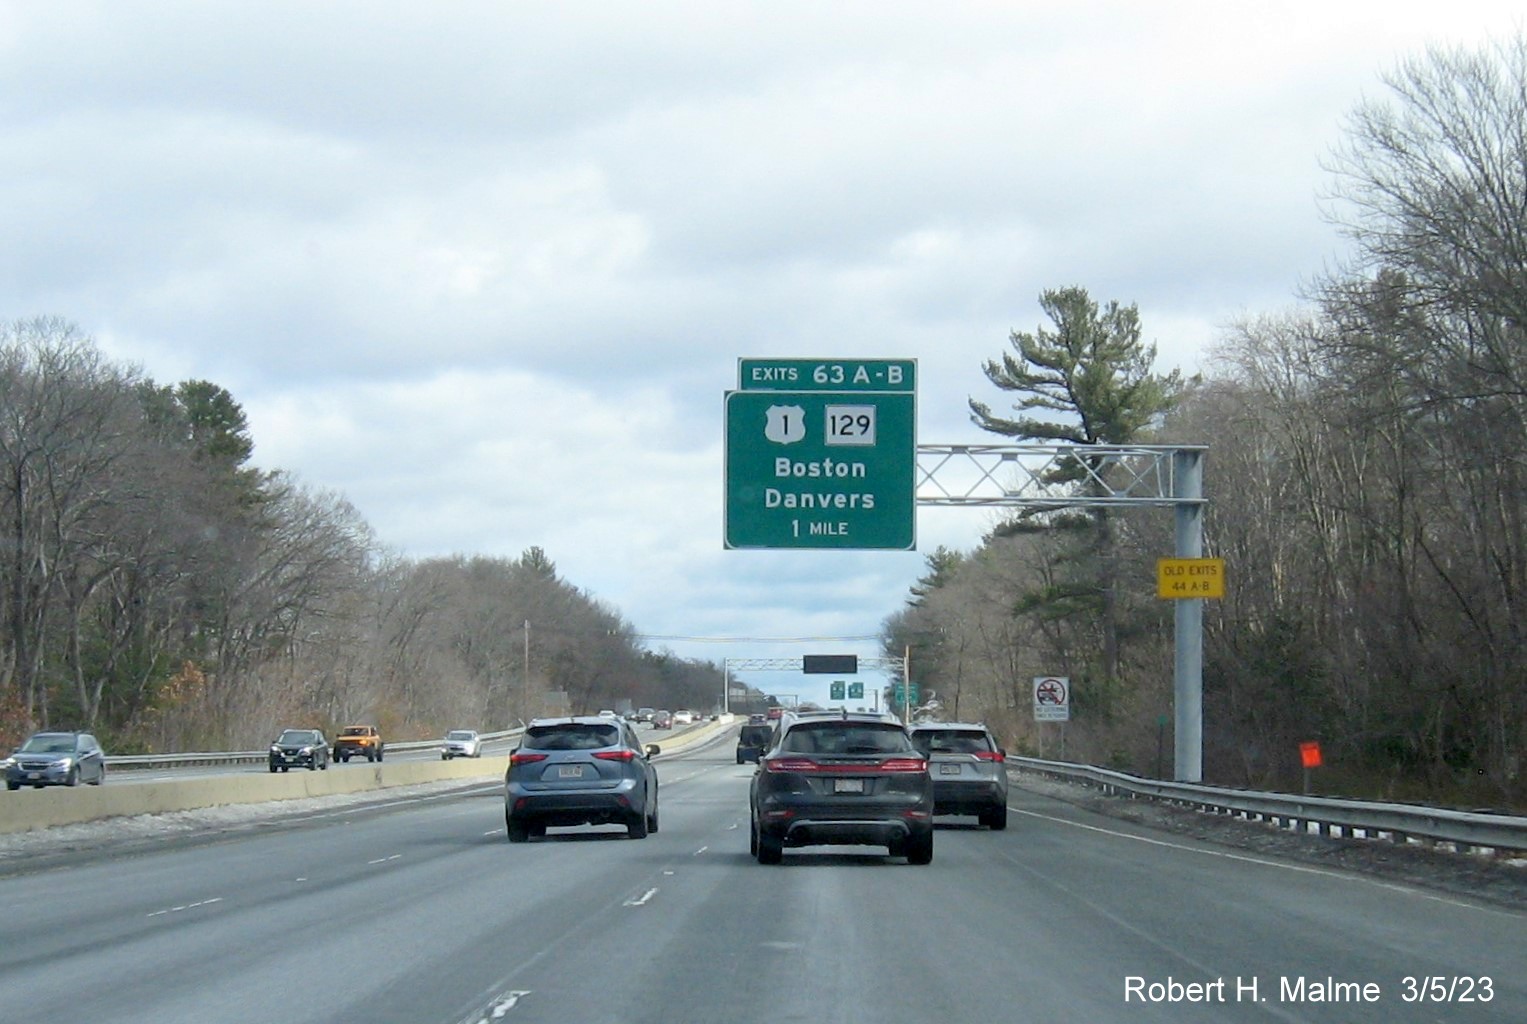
[1,739,1521,1024]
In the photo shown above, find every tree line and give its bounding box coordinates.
[884,38,1526,807]
[0,319,719,752]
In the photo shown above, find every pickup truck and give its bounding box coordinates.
[332,725,384,762]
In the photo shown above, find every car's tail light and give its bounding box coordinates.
[766,756,928,773]
[765,757,817,773]
[974,750,1006,763]
[875,757,928,773]
[594,749,636,762]
[510,752,548,766]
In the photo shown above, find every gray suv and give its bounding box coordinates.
[3,731,106,789]
[909,722,1009,829]
[505,716,660,842]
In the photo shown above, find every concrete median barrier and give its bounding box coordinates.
[0,718,736,835]
[0,755,508,835]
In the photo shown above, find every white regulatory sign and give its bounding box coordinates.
[824,404,876,446]
[1033,676,1070,722]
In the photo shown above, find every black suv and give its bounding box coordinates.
[504,716,660,841]
[736,720,772,764]
[749,711,934,864]
[268,729,330,772]
[909,722,1009,829]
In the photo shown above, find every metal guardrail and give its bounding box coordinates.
[1010,756,1527,857]
[105,728,526,770]
[101,718,720,772]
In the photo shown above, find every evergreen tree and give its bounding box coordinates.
[968,286,1187,688]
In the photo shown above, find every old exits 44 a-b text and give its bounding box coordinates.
[1124,975,1493,1004]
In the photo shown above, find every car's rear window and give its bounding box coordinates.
[524,724,620,751]
[739,726,773,745]
[781,723,913,755]
[913,729,993,755]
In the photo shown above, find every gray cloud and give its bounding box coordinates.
[3,1,1518,682]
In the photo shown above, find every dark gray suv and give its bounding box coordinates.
[3,731,106,789]
[505,716,660,842]
[749,711,934,864]
[909,722,1009,829]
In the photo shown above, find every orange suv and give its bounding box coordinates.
[333,725,384,762]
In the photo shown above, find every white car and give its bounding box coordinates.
[673,709,696,725]
[441,729,482,759]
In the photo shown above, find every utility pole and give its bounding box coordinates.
[522,620,531,722]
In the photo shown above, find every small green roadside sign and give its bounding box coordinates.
[725,358,916,550]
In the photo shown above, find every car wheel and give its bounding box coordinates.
[756,831,783,865]
[627,811,649,839]
[319,758,327,771]
[281,766,289,772]
[377,748,383,761]
[269,765,277,774]
[529,822,547,838]
[647,803,659,834]
[905,832,934,865]
[506,815,530,843]
[749,817,759,856]
[980,805,1008,830]
[5,781,18,791]
[66,767,80,787]
[92,766,105,785]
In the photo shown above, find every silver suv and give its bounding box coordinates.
[909,722,1009,830]
[505,716,660,842]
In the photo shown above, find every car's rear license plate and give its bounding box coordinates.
[558,765,583,778]
[834,778,865,793]
[940,763,962,775]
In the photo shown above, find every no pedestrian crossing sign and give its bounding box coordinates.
[724,358,916,550]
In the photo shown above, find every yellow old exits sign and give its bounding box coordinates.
[1156,558,1225,599]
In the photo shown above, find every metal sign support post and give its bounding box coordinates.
[1173,449,1204,783]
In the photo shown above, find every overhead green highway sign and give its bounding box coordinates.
[725,359,916,550]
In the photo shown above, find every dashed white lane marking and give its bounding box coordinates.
[367,854,402,865]
[623,887,658,907]
[466,989,530,1022]
[694,846,708,855]
[147,897,223,918]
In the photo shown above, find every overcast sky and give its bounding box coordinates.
[2,2,1518,704]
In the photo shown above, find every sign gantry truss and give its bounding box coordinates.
[917,444,1207,508]
[724,657,905,674]
[915,442,1208,784]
